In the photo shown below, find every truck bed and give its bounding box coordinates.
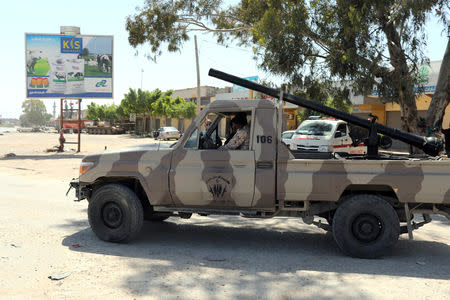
[280,151,450,204]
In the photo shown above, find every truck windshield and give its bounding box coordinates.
[295,121,333,136]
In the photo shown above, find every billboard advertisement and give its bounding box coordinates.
[25,33,113,98]
[233,76,258,92]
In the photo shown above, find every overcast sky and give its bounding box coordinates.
[0,0,448,119]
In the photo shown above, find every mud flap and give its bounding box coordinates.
[402,203,432,239]
[404,203,414,240]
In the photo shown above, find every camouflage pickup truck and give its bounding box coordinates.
[69,98,450,258]
[69,70,450,258]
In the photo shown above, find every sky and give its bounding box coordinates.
[0,0,448,119]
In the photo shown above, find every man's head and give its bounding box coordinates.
[204,119,212,128]
[232,112,247,129]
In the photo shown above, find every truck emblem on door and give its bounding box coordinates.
[207,176,230,198]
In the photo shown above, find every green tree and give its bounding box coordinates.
[295,80,352,123]
[126,0,449,151]
[86,103,120,123]
[176,97,196,119]
[86,103,100,121]
[150,90,196,122]
[20,99,51,127]
[104,104,119,123]
[120,88,141,116]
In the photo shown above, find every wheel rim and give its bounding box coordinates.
[351,214,382,243]
[102,202,123,229]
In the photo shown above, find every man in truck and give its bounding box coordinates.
[218,112,250,150]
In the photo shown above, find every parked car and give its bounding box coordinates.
[281,130,296,147]
[17,127,35,133]
[154,127,181,140]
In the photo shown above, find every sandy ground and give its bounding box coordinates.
[0,131,449,299]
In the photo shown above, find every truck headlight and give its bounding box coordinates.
[80,161,94,175]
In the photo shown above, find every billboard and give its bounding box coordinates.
[25,33,113,98]
[232,76,258,92]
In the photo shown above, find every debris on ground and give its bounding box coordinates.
[71,244,81,248]
[48,271,72,280]
[10,243,21,248]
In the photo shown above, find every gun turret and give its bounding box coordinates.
[208,68,443,157]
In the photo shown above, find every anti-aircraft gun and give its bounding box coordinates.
[208,69,443,158]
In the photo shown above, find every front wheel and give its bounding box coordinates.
[332,194,400,258]
[88,184,143,243]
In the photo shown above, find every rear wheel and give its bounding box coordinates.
[332,194,400,258]
[88,184,143,243]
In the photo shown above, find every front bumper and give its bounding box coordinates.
[67,178,91,201]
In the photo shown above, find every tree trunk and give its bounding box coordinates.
[148,109,153,133]
[425,39,450,130]
[379,10,421,153]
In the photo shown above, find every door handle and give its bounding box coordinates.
[256,161,273,169]
[233,164,247,168]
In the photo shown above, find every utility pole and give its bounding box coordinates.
[194,35,201,115]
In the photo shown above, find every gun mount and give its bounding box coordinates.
[208,68,443,157]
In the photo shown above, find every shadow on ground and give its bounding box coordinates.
[1,154,84,160]
[61,215,450,283]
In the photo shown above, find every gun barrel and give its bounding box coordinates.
[208,68,442,156]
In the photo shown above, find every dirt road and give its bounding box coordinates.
[0,132,449,299]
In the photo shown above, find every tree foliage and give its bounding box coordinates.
[120,87,197,121]
[20,99,51,127]
[150,90,196,119]
[295,80,352,123]
[126,0,449,141]
[86,103,120,123]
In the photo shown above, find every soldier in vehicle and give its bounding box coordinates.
[224,118,236,145]
[218,112,250,150]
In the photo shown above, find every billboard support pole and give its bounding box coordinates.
[77,99,81,152]
[60,98,63,132]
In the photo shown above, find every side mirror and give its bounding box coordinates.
[334,131,342,138]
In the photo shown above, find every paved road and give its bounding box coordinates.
[0,170,449,299]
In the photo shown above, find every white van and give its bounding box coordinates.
[290,118,366,154]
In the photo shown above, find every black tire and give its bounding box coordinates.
[332,194,400,258]
[88,184,143,243]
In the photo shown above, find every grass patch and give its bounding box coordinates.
[84,65,112,77]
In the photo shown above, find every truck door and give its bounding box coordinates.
[169,111,256,208]
[250,108,277,209]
